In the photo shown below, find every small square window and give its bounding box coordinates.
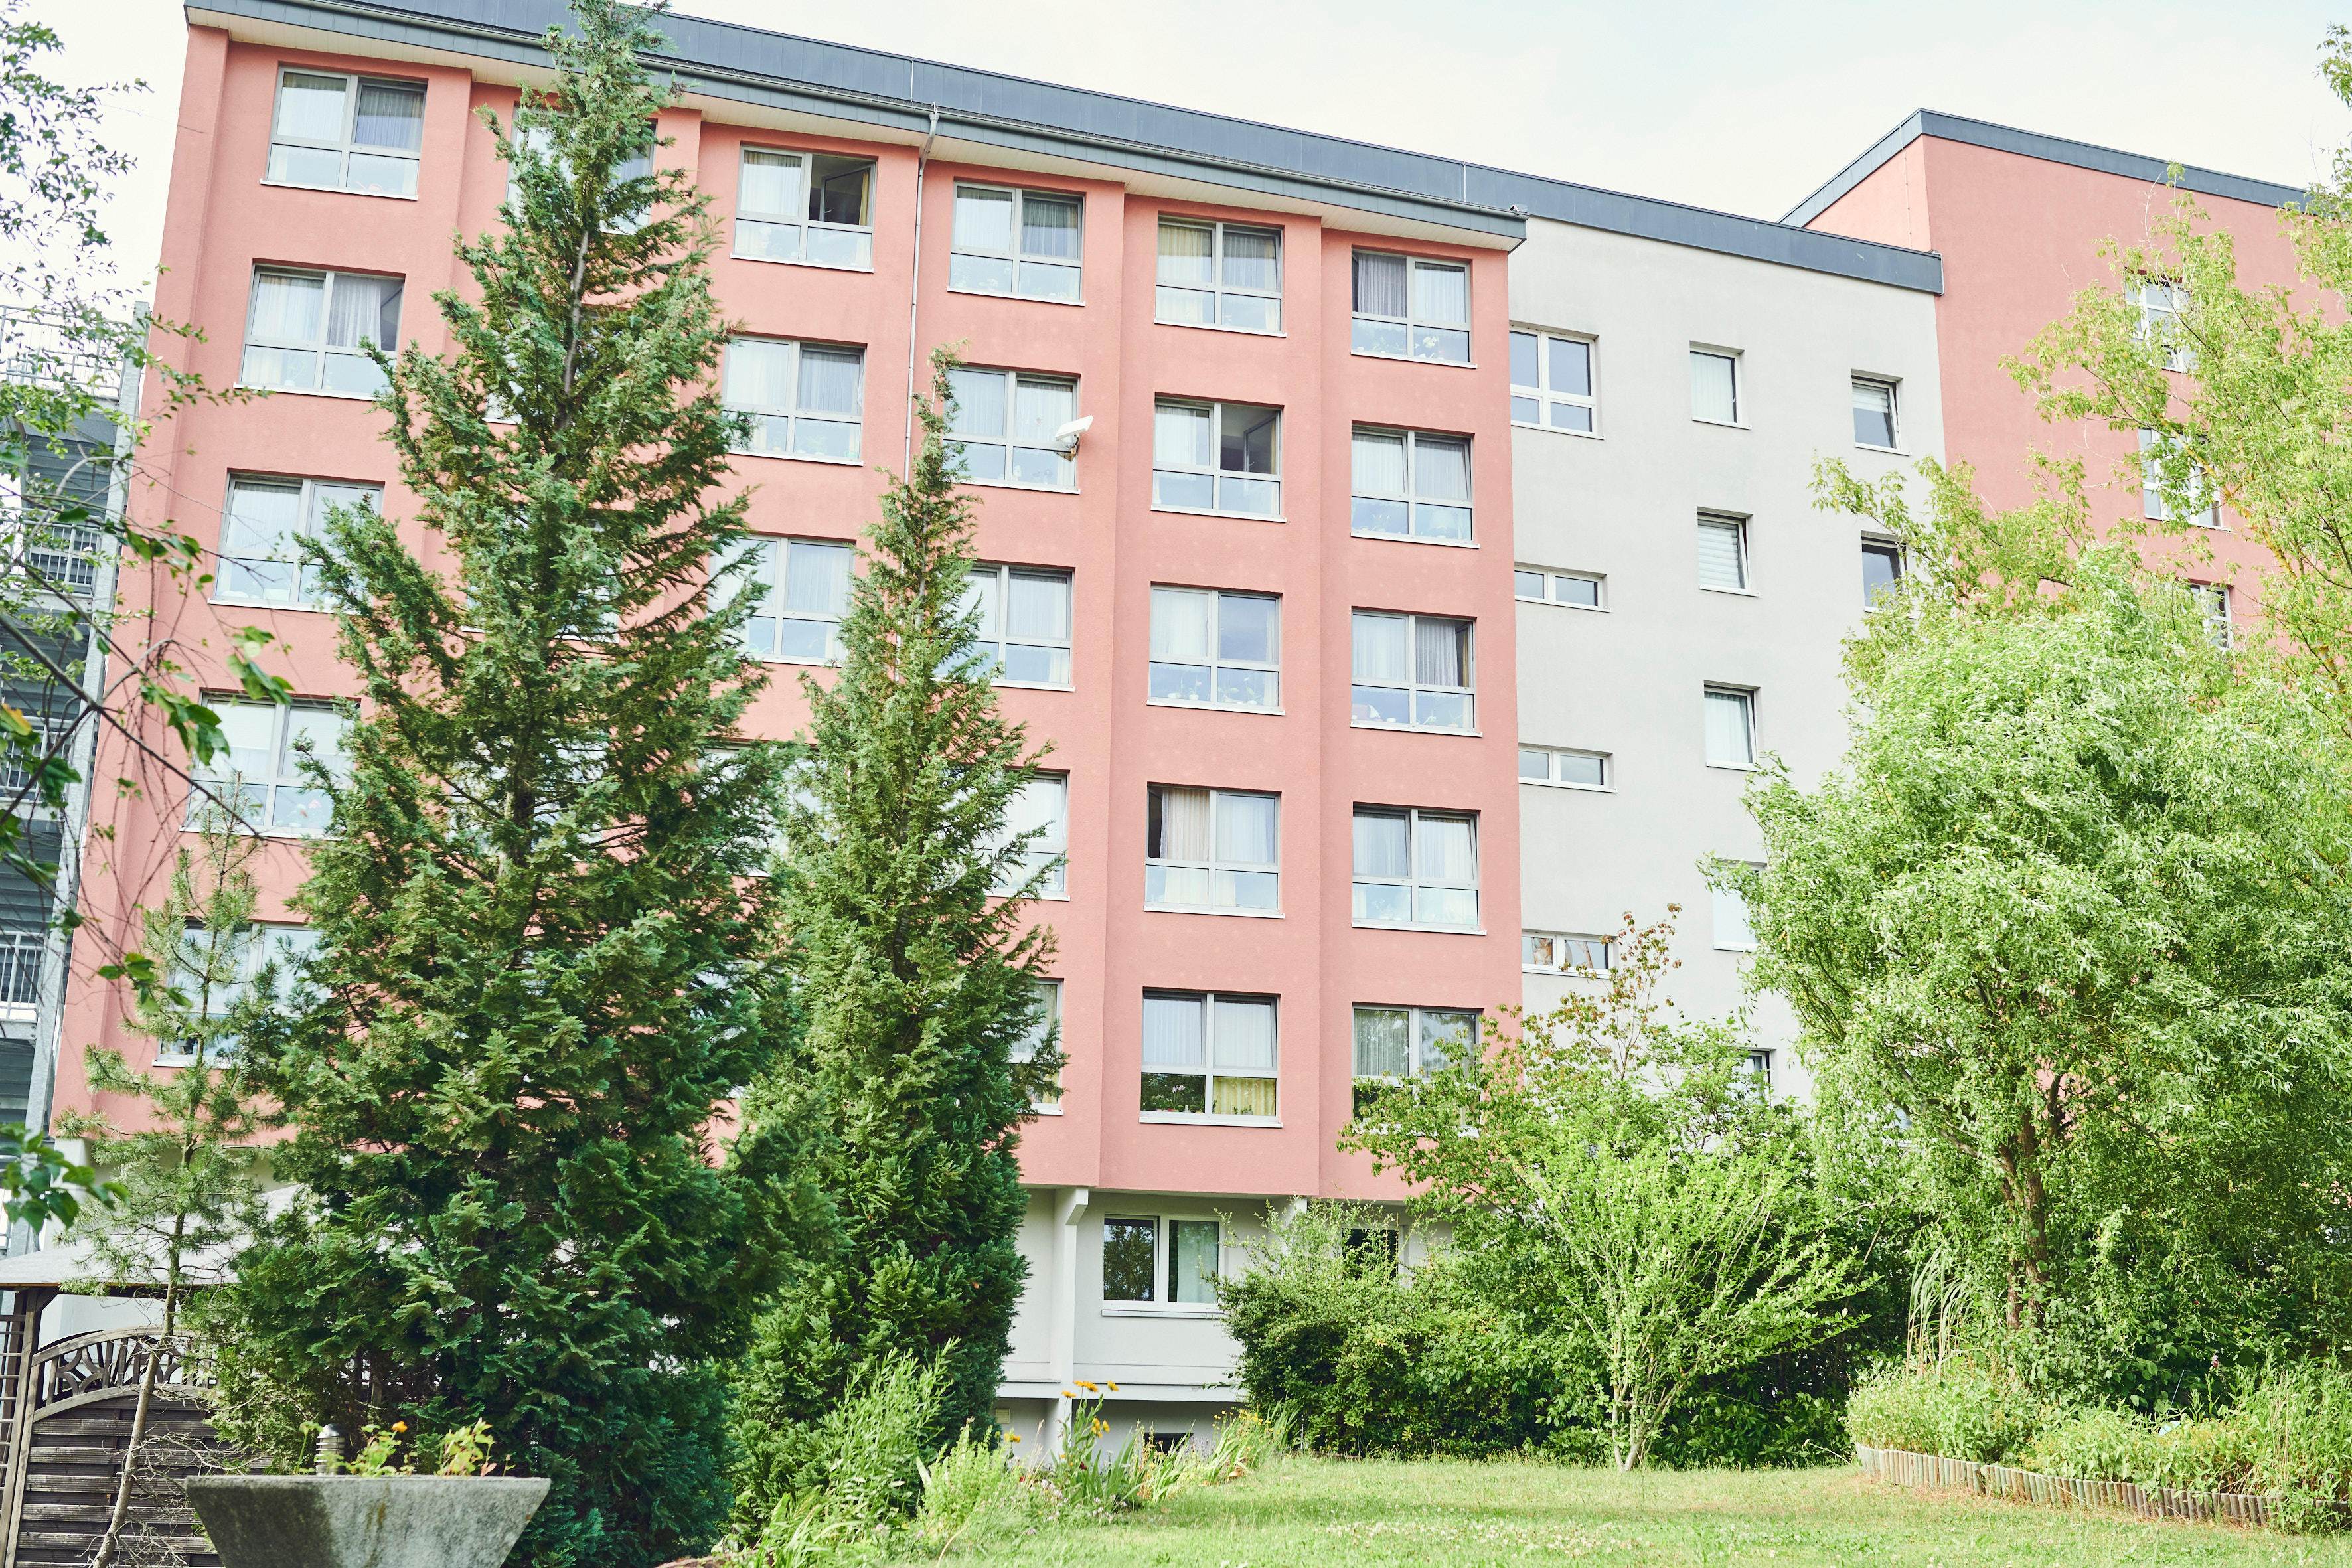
[1691,349,1740,424]
[1147,586,1279,709]
[724,337,866,463]
[1509,329,1597,431]
[947,367,1080,490]
[218,475,380,609]
[241,267,404,398]
[1141,991,1278,1121]
[1152,399,1281,517]
[1157,219,1282,333]
[1146,786,1279,911]
[188,700,348,835]
[951,184,1083,301]
[734,147,875,269]
[963,564,1073,687]
[1350,427,1472,543]
[1853,378,1898,449]
[1351,611,1474,731]
[1704,688,1755,769]
[1350,1004,1478,1115]
[1352,250,1469,362]
[1352,806,1478,929]
[1697,514,1748,592]
[1862,539,1903,607]
[720,535,854,663]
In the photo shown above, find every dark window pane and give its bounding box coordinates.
[1140,1072,1206,1114]
[1103,1218,1156,1301]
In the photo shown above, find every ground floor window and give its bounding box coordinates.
[1101,1214,1221,1304]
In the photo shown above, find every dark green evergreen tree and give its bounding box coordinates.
[213,4,820,1563]
[730,349,1059,1533]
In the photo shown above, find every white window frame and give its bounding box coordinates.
[992,770,1068,898]
[963,563,1073,689]
[1691,347,1743,426]
[1852,376,1900,451]
[2136,279,2192,372]
[1099,1212,1225,1315]
[1154,218,1283,335]
[1151,398,1282,518]
[1509,328,1598,433]
[1704,686,1757,770]
[1350,611,1475,733]
[188,699,348,836]
[1747,1049,1774,1088]
[1697,512,1750,594]
[722,534,855,665]
[1012,977,1063,1113]
[1351,805,1480,931]
[240,266,404,399]
[1713,870,1761,952]
[2191,582,2233,649]
[1139,990,1279,1126]
[723,337,866,465]
[2139,429,2219,527]
[1350,1004,1479,1087]
[265,68,425,198]
[1146,586,1281,712]
[216,475,381,611]
[948,182,1085,303]
[1522,932,1612,974]
[1350,249,1471,364]
[1349,426,1474,545]
[732,145,876,270]
[1862,537,1903,607]
[946,367,1079,491]
[155,922,321,1067]
[1144,785,1279,916]
[1518,746,1610,791]
[1513,567,1605,611]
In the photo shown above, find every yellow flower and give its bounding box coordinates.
[1108,1382,1119,1391]
[391,1423,406,1434]
[1007,1435,1021,1443]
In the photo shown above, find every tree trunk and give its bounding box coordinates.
[90,1200,189,1567]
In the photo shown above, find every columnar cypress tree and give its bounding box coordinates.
[214,4,818,1563]
[731,351,1058,1529]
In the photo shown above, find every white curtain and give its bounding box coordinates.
[1020,193,1081,260]
[797,347,863,418]
[1212,998,1275,1071]
[1413,617,1467,688]
[1150,787,1210,862]
[274,72,348,141]
[1691,351,1737,422]
[1705,690,1753,765]
[953,185,1014,252]
[1013,378,1075,444]
[1411,260,1467,326]
[739,148,801,220]
[1010,776,1064,850]
[726,339,794,414]
[1221,226,1279,292]
[1150,588,1211,662]
[1351,430,1405,497]
[1413,435,1470,501]
[1215,792,1277,868]
[1154,402,1211,468]
[326,273,400,349]
[1352,808,1409,878]
[1415,814,1474,885]
[783,540,852,616]
[1141,994,1205,1067]
[1352,1009,1409,1077]
[1006,571,1069,642]
[1157,220,1212,285]
[1418,1010,1475,1073]
[224,480,301,557]
[1350,612,1408,684]
[249,272,323,345]
[353,80,424,152]
[947,368,1005,437]
[1353,250,1406,317]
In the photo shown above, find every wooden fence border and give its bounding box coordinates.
[1855,1442,2278,1527]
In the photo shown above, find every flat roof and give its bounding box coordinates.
[1784,108,2309,228]
[191,0,1944,293]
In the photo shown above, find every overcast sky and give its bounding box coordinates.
[27,0,2352,307]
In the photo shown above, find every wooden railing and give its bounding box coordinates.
[1856,1441,2277,1527]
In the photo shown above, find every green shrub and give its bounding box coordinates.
[907,1423,1038,1551]
[1845,1361,2043,1463]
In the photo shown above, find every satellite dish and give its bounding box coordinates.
[1051,415,1094,455]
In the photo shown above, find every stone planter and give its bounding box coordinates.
[185,1474,551,1568]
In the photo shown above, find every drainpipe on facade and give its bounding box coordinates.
[901,106,940,480]
[1042,1185,1089,1459]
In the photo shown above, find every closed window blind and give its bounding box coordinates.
[1697,517,1746,590]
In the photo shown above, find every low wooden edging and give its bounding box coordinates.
[1855,1443,2277,1527]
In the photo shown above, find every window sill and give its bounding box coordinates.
[1101,1304,1222,1319]
[1522,779,1613,793]
[1855,443,1907,456]
[1350,721,1481,738]
[753,654,842,668]
[1029,1103,1065,1116]
[212,596,333,614]
[1714,945,1760,954]
[1138,1112,1281,1128]
[1142,903,1283,919]
[1150,504,1285,524]
[1699,585,1759,598]
[1156,317,1285,339]
[947,284,1087,309]
[959,477,1079,497]
[1705,762,1757,773]
[1350,349,1476,370]
[236,382,381,403]
[1352,921,1485,935]
[151,1054,205,1069]
[994,680,1075,693]
[180,823,323,840]
[1523,967,1609,978]
[1350,531,1476,550]
[1692,417,1750,430]
[729,448,866,467]
[1510,421,1602,441]
[729,250,874,274]
[1145,699,1285,717]
[259,177,418,202]
[1516,598,1608,613]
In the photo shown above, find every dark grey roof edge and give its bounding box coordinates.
[1782,108,2310,227]
[197,0,1944,292]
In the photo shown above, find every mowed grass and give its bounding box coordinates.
[975,1457,2352,1567]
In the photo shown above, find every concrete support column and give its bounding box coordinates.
[1040,1186,1089,1460]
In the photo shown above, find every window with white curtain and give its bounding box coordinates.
[1147,586,1279,710]
[1514,568,1603,609]
[962,564,1072,687]
[1012,978,1063,1109]
[1350,611,1473,730]
[990,772,1067,896]
[723,338,864,462]
[267,69,425,196]
[1156,219,1282,333]
[1152,399,1280,516]
[2139,429,2219,526]
[1704,687,1756,768]
[240,268,404,398]
[1691,349,1741,424]
[720,535,854,663]
[1101,1214,1223,1304]
[189,701,347,834]
[1350,1005,1478,1113]
[734,147,875,268]
[947,368,1078,489]
[1145,786,1278,912]
[158,923,321,1065]
[2136,279,2192,371]
[1352,807,1478,928]
[1509,329,1596,431]
[1698,514,1748,591]
[1523,932,1611,973]
[1518,746,1608,789]
[949,184,1083,301]
[1713,876,1759,951]
[1140,991,1277,1120]
[1351,250,1469,362]
[217,476,379,609]
[1350,428,1472,542]
[1852,378,1899,448]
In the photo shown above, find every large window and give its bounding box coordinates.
[159,923,321,1066]
[724,339,864,462]
[963,564,1072,687]
[1691,349,1741,424]
[267,69,424,196]
[1350,1006,1477,1113]
[1514,568,1603,609]
[190,701,347,834]
[1351,250,1468,363]
[1140,990,1277,1119]
[734,147,874,268]
[1012,978,1063,1109]
[1156,219,1281,333]
[1862,539,1902,606]
[992,772,1067,896]
[1352,807,1478,928]
[1704,687,1755,768]
[1509,330,1595,431]
[1152,400,1280,516]
[1519,746,1608,789]
[240,268,403,398]
[1145,787,1277,913]
[1102,1214,1222,1305]
[947,368,1077,489]
[1698,514,1749,591]
[1524,932,1611,973]
[1350,428,1472,543]
[1350,612,1473,731]
[1147,587,1278,710]
[218,476,380,609]
[950,184,1082,302]
[505,125,653,230]
[724,536,853,663]
[1853,377,1899,449]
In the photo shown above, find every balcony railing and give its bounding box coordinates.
[0,307,126,398]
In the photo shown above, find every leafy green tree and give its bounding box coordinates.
[212,4,818,1563]
[1344,915,1858,1470]
[730,349,1058,1534]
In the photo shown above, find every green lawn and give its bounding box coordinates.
[977,1458,2352,1567]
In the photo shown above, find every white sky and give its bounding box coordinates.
[22,0,2352,308]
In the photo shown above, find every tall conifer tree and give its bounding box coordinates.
[730,351,1058,1529]
[214,4,815,1563]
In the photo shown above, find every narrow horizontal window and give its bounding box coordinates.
[1351,427,1472,542]
[1142,990,1277,1120]
[724,337,865,463]
[1518,746,1608,789]
[735,147,875,269]
[963,564,1072,687]
[1152,399,1280,516]
[1352,250,1469,363]
[1146,786,1277,911]
[947,367,1079,490]
[951,183,1083,302]
[218,475,380,609]
[1514,568,1603,609]
[1697,514,1747,591]
[720,535,854,663]
[1522,931,1611,974]
[1691,349,1739,424]
[1148,586,1279,709]
[1352,805,1478,929]
[1509,329,1596,431]
[241,267,404,398]
[1156,218,1282,333]
[267,68,424,197]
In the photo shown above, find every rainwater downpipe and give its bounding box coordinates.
[902,105,941,477]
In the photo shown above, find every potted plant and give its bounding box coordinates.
[187,1420,549,1568]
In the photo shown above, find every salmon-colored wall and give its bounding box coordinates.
[1809,135,2300,611]
[77,27,1522,1203]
